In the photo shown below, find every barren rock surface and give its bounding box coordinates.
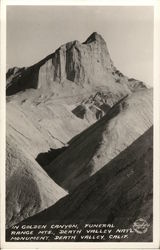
[12,127,153,242]
[6,135,67,228]
[7,32,146,99]
[7,98,88,158]
[6,32,153,234]
[6,93,88,227]
[45,89,152,192]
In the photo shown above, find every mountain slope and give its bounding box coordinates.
[6,135,67,228]
[44,89,152,192]
[7,99,89,159]
[5,32,152,233]
[6,32,146,101]
[14,127,153,242]
[6,32,148,134]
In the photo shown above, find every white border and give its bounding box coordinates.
[3,0,158,6]
[0,0,160,249]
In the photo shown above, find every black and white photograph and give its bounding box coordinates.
[0,0,160,248]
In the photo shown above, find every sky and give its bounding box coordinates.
[7,6,153,86]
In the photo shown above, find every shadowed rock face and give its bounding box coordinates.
[6,32,152,236]
[13,127,153,242]
[72,91,114,123]
[36,146,67,168]
[6,136,67,229]
[6,32,146,97]
[6,32,113,93]
[44,89,152,192]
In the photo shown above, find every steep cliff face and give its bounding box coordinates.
[7,33,113,91]
[44,89,152,192]
[6,32,146,97]
[13,127,153,242]
[39,32,112,86]
[6,32,152,234]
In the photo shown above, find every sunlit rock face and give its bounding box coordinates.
[6,32,146,96]
[6,32,152,234]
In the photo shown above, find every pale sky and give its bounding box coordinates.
[7,6,153,86]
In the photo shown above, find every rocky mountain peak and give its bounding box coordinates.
[6,26,153,240]
[6,32,147,97]
[83,32,106,44]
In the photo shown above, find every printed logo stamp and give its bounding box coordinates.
[132,218,150,234]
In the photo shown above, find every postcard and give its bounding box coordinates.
[0,0,160,249]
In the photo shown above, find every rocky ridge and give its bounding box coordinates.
[44,89,152,192]
[7,32,146,99]
[6,32,153,234]
[10,126,153,242]
[6,135,67,228]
